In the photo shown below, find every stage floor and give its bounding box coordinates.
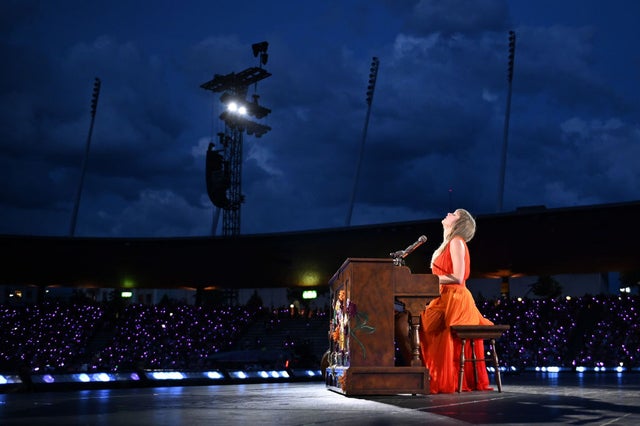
[1,372,639,425]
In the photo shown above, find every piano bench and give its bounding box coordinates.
[450,324,511,393]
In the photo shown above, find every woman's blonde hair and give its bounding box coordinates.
[430,208,476,267]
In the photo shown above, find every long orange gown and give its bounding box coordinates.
[419,236,494,394]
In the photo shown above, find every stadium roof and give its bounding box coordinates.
[2,201,639,290]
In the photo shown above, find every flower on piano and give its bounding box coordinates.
[347,299,376,359]
[346,299,357,318]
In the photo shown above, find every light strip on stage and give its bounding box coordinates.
[0,374,22,385]
[290,369,322,377]
[144,370,226,381]
[148,371,186,381]
[229,370,290,380]
[205,371,225,380]
[30,372,140,384]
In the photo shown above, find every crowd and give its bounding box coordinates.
[0,294,638,375]
[478,294,639,370]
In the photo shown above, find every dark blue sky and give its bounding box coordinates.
[1,0,639,237]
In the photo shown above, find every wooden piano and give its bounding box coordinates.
[325,258,439,395]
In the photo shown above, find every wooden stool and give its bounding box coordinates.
[450,325,510,393]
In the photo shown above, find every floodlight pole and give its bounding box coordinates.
[497,31,516,213]
[346,57,379,226]
[70,77,100,236]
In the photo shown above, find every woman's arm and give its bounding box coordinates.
[438,238,466,285]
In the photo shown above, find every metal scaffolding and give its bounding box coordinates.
[201,43,271,236]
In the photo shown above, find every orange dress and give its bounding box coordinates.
[419,237,494,394]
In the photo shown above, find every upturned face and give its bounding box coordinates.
[441,211,460,230]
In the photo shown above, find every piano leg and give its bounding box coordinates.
[410,315,423,366]
[394,311,413,366]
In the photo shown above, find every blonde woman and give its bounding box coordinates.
[419,208,494,394]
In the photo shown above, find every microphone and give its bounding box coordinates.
[390,235,427,259]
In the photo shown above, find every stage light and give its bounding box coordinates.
[231,371,248,379]
[0,374,22,385]
[149,371,186,380]
[93,373,112,382]
[200,42,273,235]
[205,371,225,380]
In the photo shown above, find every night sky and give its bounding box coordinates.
[1,0,639,238]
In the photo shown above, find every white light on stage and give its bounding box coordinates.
[259,371,269,378]
[0,374,22,385]
[205,371,224,380]
[291,369,321,378]
[93,373,112,382]
[30,372,141,385]
[231,371,248,379]
[150,371,186,380]
[576,366,587,373]
[76,374,91,382]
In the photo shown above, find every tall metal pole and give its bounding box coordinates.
[223,127,243,236]
[70,77,101,236]
[346,57,379,226]
[497,31,516,213]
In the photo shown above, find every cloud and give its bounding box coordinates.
[408,0,509,35]
[0,1,638,238]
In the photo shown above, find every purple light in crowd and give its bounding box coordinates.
[0,297,637,374]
